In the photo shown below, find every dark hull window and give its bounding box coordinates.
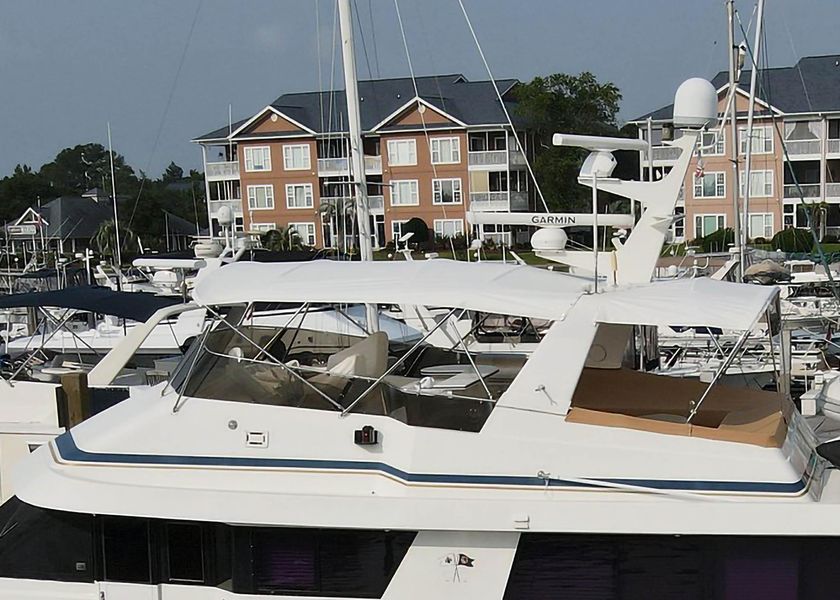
[504,534,840,600]
[166,523,204,583]
[101,516,151,583]
[238,528,415,597]
[0,497,93,583]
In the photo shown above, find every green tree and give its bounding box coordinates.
[514,72,622,211]
[261,226,304,251]
[40,143,138,195]
[162,161,184,182]
[92,219,138,264]
[0,164,58,222]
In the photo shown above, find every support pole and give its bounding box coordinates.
[726,0,743,281]
[742,0,766,265]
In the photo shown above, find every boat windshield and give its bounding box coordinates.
[170,304,528,432]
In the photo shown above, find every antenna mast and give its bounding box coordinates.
[107,122,123,275]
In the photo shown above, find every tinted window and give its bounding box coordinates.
[102,516,151,583]
[0,497,93,583]
[166,523,204,583]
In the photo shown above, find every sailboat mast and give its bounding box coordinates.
[338,0,379,332]
[726,0,743,280]
[107,122,123,272]
[742,0,766,262]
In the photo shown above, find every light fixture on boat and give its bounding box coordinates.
[354,425,379,446]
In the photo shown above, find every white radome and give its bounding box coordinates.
[673,77,718,129]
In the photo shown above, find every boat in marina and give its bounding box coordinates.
[3,257,838,598]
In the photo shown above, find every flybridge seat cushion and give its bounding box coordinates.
[566,368,792,448]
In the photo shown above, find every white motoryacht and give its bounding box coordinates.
[2,258,838,599]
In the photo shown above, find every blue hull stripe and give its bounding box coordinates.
[54,432,807,495]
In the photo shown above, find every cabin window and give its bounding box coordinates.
[101,516,152,583]
[0,497,93,583]
[166,522,205,583]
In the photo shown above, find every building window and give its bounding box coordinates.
[244,146,271,172]
[434,219,464,238]
[748,213,774,239]
[430,137,461,164]
[391,219,408,241]
[739,170,774,198]
[700,130,725,156]
[694,214,726,238]
[478,224,511,246]
[289,222,317,246]
[387,139,417,166]
[739,125,774,154]
[390,180,419,206]
[693,172,726,198]
[673,206,685,239]
[251,222,275,232]
[432,178,462,204]
[283,144,311,170]
[783,203,796,228]
[247,185,275,210]
[285,183,314,209]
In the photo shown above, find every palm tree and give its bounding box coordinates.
[261,226,304,252]
[92,220,137,264]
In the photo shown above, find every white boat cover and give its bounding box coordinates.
[590,277,778,331]
[192,260,590,320]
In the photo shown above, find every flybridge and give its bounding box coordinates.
[467,212,636,228]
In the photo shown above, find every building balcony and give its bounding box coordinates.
[316,155,382,177]
[828,139,840,155]
[785,140,821,157]
[470,191,509,211]
[651,146,681,162]
[208,198,243,215]
[321,195,385,215]
[510,190,528,211]
[509,148,528,167]
[468,150,507,169]
[784,183,821,199]
[206,161,240,182]
[827,183,840,199]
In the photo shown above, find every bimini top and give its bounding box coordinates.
[590,277,778,331]
[192,259,591,320]
[0,285,184,322]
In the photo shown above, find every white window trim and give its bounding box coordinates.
[387,139,417,166]
[693,171,726,199]
[288,221,317,246]
[433,218,464,238]
[390,179,419,207]
[247,184,275,211]
[244,146,272,172]
[285,183,314,209]
[694,213,726,238]
[391,219,409,241]
[747,212,774,239]
[739,169,774,198]
[432,178,463,205]
[700,130,725,156]
[430,136,461,165]
[282,144,311,171]
[251,222,276,232]
[739,125,774,155]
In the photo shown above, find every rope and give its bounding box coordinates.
[128,0,203,229]
[455,0,549,214]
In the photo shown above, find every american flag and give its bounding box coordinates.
[695,159,705,179]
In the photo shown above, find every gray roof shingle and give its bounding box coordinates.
[632,54,840,122]
[195,74,520,141]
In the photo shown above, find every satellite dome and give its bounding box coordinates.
[530,227,568,252]
[673,78,718,129]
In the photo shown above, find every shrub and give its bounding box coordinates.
[771,228,813,253]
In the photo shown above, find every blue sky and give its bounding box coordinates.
[0,0,836,178]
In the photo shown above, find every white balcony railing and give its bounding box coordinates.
[317,155,382,176]
[208,199,242,215]
[470,191,509,211]
[827,183,840,198]
[368,195,384,212]
[510,191,528,211]
[784,184,821,199]
[828,139,840,154]
[651,146,681,161]
[206,161,240,181]
[321,195,384,213]
[509,148,527,166]
[785,139,821,155]
[468,150,507,168]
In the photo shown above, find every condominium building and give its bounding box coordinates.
[192,74,534,249]
[629,54,840,243]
